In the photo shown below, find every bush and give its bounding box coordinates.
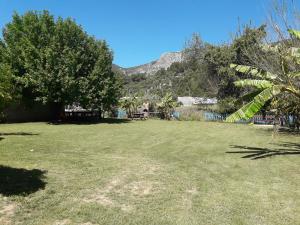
[216,97,239,114]
[176,106,204,121]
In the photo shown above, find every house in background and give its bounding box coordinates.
[177,97,218,107]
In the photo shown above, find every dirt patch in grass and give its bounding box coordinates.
[84,193,114,206]
[83,176,155,212]
[0,202,17,225]
[83,158,162,212]
[80,222,97,225]
[53,219,71,225]
[182,187,199,210]
[127,181,153,196]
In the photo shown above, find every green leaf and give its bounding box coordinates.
[234,79,273,89]
[288,29,300,40]
[230,64,277,80]
[237,90,263,103]
[226,85,282,122]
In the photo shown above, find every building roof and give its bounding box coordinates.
[177,97,217,106]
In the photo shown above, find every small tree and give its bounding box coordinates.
[157,93,178,120]
[119,96,139,119]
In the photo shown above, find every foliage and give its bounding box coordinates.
[216,97,240,114]
[226,28,300,122]
[78,41,121,113]
[0,40,14,113]
[157,93,178,120]
[272,94,300,129]
[204,25,267,99]
[0,64,13,111]
[175,106,204,121]
[119,96,140,118]
[0,10,120,115]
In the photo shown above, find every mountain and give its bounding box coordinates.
[115,51,183,76]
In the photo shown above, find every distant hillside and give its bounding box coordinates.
[116,52,183,75]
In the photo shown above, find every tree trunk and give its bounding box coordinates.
[99,109,102,119]
[50,102,64,121]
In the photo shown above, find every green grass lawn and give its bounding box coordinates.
[0,120,300,225]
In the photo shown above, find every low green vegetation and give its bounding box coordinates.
[157,93,178,120]
[0,120,300,225]
[175,106,205,121]
[119,96,140,118]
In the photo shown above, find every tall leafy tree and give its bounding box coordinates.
[0,41,13,112]
[203,25,267,99]
[0,10,119,117]
[79,41,121,115]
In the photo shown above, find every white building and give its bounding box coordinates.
[177,97,217,107]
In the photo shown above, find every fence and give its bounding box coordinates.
[252,114,275,125]
[203,112,228,121]
[203,112,276,124]
[117,109,127,119]
[117,108,277,125]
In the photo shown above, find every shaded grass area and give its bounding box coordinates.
[0,166,46,196]
[0,121,300,224]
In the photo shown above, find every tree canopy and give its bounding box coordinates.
[0,10,120,115]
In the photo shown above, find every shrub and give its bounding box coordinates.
[176,106,204,121]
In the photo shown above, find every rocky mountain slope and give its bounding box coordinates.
[116,52,183,75]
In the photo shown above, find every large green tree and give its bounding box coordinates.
[1,10,119,117]
[79,41,121,114]
[0,39,14,114]
[203,25,267,99]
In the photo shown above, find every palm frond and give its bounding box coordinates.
[230,64,277,80]
[234,79,273,89]
[237,90,263,103]
[288,29,300,40]
[288,72,300,78]
[226,85,281,122]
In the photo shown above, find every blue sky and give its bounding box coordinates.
[0,0,269,67]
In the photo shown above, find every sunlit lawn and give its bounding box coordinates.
[0,120,300,225]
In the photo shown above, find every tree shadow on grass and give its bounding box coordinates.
[0,132,39,142]
[0,166,47,196]
[278,128,300,136]
[49,118,131,125]
[0,132,39,136]
[227,142,300,160]
[259,127,300,136]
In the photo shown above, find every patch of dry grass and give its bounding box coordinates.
[0,199,17,225]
